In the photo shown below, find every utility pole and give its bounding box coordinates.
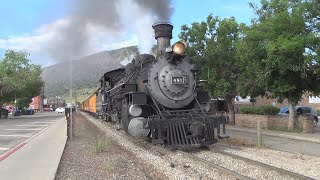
[74,89,77,112]
[69,56,73,140]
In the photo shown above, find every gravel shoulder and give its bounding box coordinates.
[55,113,167,180]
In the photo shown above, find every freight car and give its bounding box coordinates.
[81,89,98,116]
[81,22,229,148]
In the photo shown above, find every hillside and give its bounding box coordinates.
[41,46,139,102]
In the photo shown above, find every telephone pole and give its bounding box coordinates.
[69,56,73,140]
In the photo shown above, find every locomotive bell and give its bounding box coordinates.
[152,22,173,56]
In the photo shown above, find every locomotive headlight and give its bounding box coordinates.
[172,40,187,55]
[129,105,142,117]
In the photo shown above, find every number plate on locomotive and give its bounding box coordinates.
[171,76,185,84]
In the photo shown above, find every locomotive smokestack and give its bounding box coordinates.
[152,22,173,56]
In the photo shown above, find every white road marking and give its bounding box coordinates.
[0,147,10,151]
[29,121,54,124]
[0,135,31,137]
[4,129,42,131]
[16,125,48,127]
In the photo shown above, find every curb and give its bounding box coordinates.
[0,143,26,162]
[226,126,320,144]
[53,135,68,179]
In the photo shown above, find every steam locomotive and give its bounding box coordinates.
[81,23,229,148]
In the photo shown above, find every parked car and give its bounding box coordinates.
[278,106,318,127]
[0,107,9,118]
[21,108,35,115]
[6,106,13,114]
[55,107,65,113]
[12,109,21,116]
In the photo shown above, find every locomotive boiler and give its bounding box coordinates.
[93,23,229,148]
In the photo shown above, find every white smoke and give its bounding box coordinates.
[45,0,173,62]
[116,0,157,53]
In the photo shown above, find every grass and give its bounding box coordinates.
[95,135,108,153]
[269,126,303,133]
[269,120,303,133]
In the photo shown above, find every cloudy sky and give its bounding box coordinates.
[0,0,258,67]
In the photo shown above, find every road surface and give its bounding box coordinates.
[0,112,63,155]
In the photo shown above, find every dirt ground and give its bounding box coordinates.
[55,113,166,180]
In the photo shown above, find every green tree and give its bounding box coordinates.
[238,0,320,130]
[179,15,244,124]
[62,100,67,107]
[0,50,43,107]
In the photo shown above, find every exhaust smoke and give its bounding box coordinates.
[46,0,173,62]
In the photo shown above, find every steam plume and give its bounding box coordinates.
[46,0,173,62]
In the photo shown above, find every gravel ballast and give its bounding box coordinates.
[55,113,167,180]
[55,112,319,179]
[213,143,320,179]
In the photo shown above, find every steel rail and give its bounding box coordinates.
[85,112,249,179]
[177,150,252,180]
[212,149,315,180]
[83,112,314,180]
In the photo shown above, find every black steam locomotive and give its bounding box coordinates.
[94,23,229,148]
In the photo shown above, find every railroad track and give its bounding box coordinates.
[82,113,315,180]
[177,150,251,180]
[210,149,314,180]
[178,149,315,180]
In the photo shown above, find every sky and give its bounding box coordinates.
[0,0,259,67]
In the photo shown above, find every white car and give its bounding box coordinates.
[55,107,65,113]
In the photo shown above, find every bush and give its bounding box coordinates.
[240,105,279,115]
[240,107,258,114]
[259,105,279,115]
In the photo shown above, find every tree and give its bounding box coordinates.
[179,15,245,124]
[62,100,67,107]
[0,50,43,107]
[238,0,320,130]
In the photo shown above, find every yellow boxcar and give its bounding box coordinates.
[88,93,96,113]
[81,89,98,114]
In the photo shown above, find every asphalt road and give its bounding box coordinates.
[227,127,320,157]
[0,112,64,155]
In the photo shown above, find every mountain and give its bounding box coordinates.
[41,46,139,102]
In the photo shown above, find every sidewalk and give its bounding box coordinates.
[0,117,67,180]
[226,125,320,144]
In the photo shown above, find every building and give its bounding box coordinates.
[29,96,41,111]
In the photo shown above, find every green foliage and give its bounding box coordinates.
[179,14,246,124]
[237,0,320,129]
[179,15,244,99]
[260,105,280,115]
[17,98,33,109]
[95,135,108,153]
[240,105,280,115]
[269,126,303,133]
[240,107,258,114]
[0,50,43,106]
[62,100,67,107]
[239,0,320,104]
